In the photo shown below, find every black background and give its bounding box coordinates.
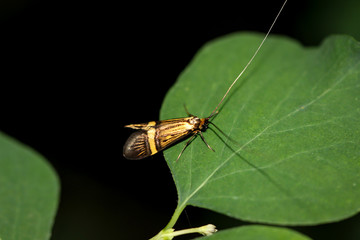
[1,0,360,239]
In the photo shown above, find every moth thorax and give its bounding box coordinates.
[189,116,200,125]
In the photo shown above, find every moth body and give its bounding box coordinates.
[123,116,209,160]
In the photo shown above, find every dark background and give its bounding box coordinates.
[1,0,360,239]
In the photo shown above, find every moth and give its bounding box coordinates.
[123,0,287,161]
[123,108,216,161]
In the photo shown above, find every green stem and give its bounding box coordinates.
[150,223,217,240]
[164,202,186,230]
[149,202,186,240]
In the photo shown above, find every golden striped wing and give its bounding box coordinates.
[124,123,149,130]
[155,118,199,151]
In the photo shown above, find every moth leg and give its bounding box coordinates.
[199,131,215,152]
[176,133,197,162]
[183,104,194,117]
[208,122,241,147]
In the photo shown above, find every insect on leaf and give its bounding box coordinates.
[160,33,360,225]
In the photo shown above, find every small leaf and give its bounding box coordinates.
[160,33,360,224]
[0,132,60,240]
[194,225,311,240]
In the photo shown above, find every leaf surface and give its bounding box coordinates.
[0,132,60,240]
[160,33,360,224]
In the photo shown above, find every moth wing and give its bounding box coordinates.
[157,129,193,151]
[123,130,150,160]
[124,123,150,130]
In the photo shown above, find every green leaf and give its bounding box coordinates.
[194,225,311,240]
[0,132,60,240]
[160,33,360,225]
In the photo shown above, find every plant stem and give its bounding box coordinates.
[164,202,186,230]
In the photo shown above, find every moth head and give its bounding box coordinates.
[200,118,210,132]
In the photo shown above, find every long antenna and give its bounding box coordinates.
[208,0,288,119]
